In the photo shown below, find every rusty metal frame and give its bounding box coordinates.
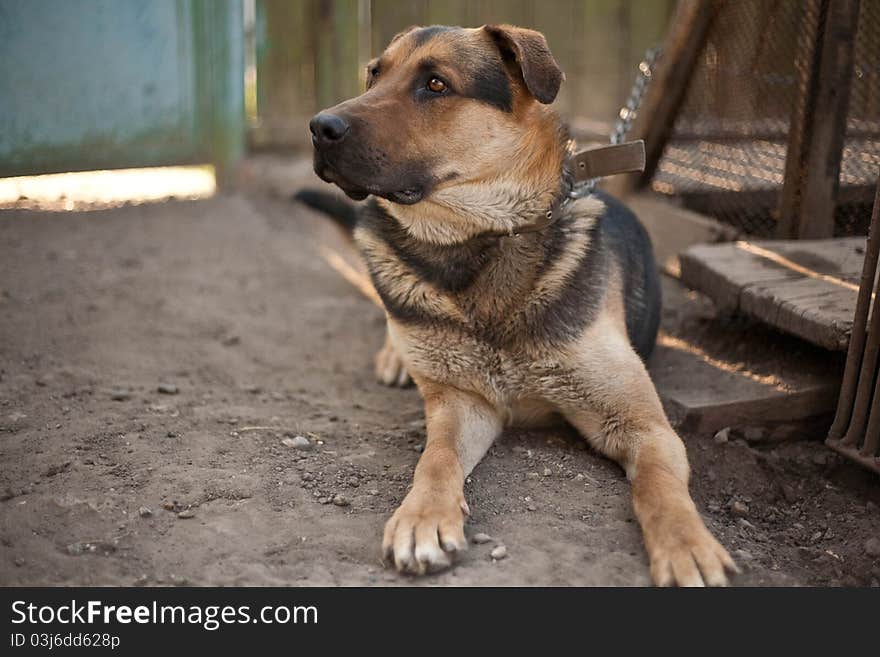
[827,174,880,473]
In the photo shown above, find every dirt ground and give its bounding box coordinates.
[1,183,879,587]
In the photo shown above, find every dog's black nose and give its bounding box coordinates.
[309,112,350,144]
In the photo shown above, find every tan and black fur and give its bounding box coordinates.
[297,24,737,586]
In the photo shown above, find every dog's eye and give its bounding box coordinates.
[426,77,447,93]
[366,65,380,90]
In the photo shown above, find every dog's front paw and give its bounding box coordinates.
[374,339,411,387]
[382,488,469,575]
[647,511,739,587]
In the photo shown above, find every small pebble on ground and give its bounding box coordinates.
[282,435,312,450]
[490,545,508,560]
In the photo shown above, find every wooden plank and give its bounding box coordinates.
[762,239,865,280]
[315,0,361,110]
[370,0,427,55]
[741,278,856,351]
[777,0,861,238]
[250,1,679,150]
[652,279,842,436]
[609,0,717,197]
[253,0,315,149]
[681,244,800,312]
[680,238,865,350]
[658,373,839,436]
[193,0,247,184]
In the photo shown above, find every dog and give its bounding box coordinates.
[297,24,737,586]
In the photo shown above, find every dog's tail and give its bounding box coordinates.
[292,189,358,234]
[293,188,381,307]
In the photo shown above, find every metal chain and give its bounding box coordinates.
[572,46,661,199]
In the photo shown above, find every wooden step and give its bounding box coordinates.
[679,238,864,351]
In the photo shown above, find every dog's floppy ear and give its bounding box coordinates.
[483,24,564,104]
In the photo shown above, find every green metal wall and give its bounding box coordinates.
[0,0,245,179]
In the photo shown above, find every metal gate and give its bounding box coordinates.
[0,0,245,180]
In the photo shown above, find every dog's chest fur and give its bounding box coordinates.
[354,196,616,402]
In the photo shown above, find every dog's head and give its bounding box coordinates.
[309,25,565,207]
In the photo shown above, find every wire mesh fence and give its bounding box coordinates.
[838,0,880,236]
[650,0,879,238]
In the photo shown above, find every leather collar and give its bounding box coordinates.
[481,140,646,238]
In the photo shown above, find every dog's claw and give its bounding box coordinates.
[647,514,738,587]
[383,489,468,576]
